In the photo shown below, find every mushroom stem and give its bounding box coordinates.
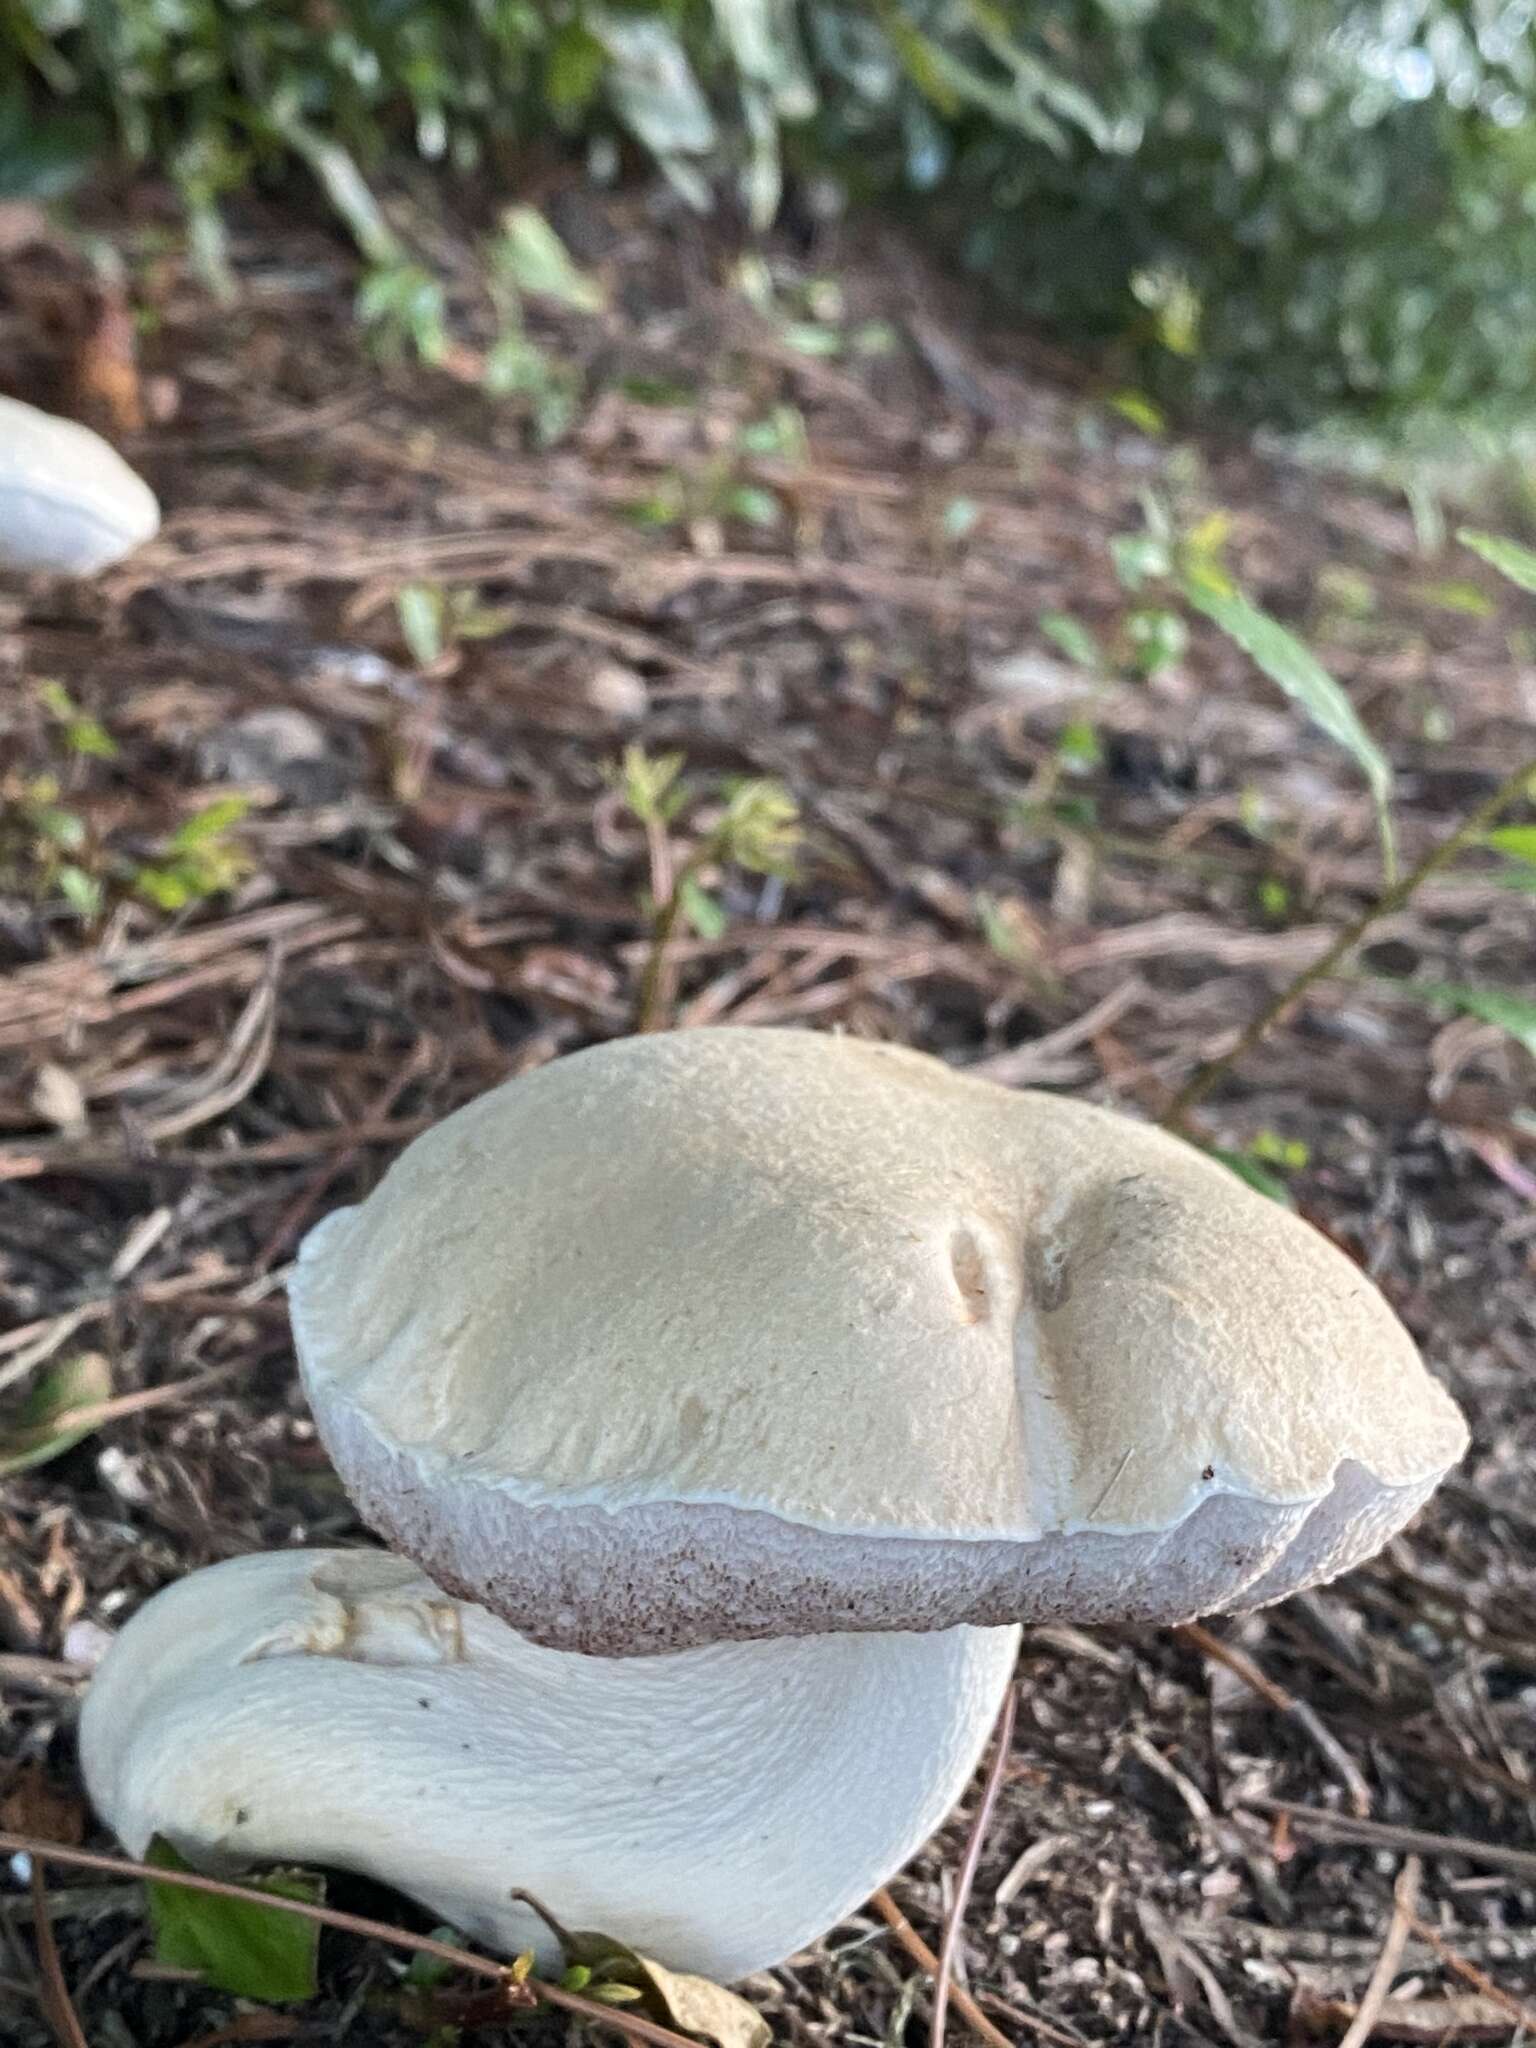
[80,1548,1020,1983]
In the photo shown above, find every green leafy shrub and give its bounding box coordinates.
[5,0,1536,428]
[909,0,1536,429]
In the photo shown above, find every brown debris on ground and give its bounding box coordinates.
[2,179,1535,2046]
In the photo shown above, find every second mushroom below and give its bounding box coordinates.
[81,1546,1020,1979]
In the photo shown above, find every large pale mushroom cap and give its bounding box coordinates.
[0,394,160,574]
[290,1027,1467,1654]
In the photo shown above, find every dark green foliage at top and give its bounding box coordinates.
[2,0,1534,430]
[897,1,1536,429]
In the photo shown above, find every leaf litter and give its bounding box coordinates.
[2,175,1535,2046]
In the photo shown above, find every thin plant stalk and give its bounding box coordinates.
[931,1682,1018,2048]
[636,844,709,1033]
[0,1832,700,2048]
[1163,753,1536,1127]
[28,1860,88,2048]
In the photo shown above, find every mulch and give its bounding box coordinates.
[2,171,1535,2047]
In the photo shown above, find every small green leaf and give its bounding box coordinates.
[1106,389,1166,436]
[1314,564,1376,619]
[778,321,842,357]
[168,797,250,852]
[545,22,607,122]
[356,263,449,366]
[727,485,781,530]
[1203,1148,1295,1208]
[448,595,516,642]
[621,375,695,406]
[133,866,191,911]
[38,680,116,758]
[547,1925,770,2048]
[146,1839,323,2003]
[402,1929,464,1990]
[0,1352,111,1477]
[620,745,687,826]
[1486,826,1536,866]
[397,582,446,667]
[1414,579,1495,618]
[1458,529,1536,595]
[494,206,606,313]
[34,805,86,851]
[1056,719,1102,773]
[850,320,898,356]
[1125,608,1189,676]
[737,405,806,461]
[717,779,799,876]
[1183,580,1395,879]
[974,892,1038,968]
[598,16,716,159]
[57,865,103,919]
[1249,1129,1309,1171]
[678,876,727,939]
[1403,982,1536,1058]
[1257,875,1290,920]
[1038,611,1102,670]
[1131,266,1202,357]
[1110,531,1171,592]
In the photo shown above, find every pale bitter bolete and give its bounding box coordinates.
[0,394,159,574]
[82,1028,1466,1979]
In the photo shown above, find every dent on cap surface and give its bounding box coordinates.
[290,1028,1467,1651]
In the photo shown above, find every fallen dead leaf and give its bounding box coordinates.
[1,1761,87,1845]
[516,1899,770,2048]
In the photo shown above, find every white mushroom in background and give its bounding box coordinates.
[81,1028,1468,1981]
[0,393,159,575]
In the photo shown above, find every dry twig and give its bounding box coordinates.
[1336,1856,1420,2048]
[27,1862,88,2048]
[0,1834,705,2048]
[1242,1800,1536,1884]
[868,1890,1022,2048]
[1176,1621,1373,1818]
[932,1683,1018,2048]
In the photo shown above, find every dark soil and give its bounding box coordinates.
[3,176,1535,2048]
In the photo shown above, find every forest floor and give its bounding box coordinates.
[2,173,1536,2048]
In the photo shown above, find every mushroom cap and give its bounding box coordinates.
[0,394,160,574]
[290,1028,1467,1654]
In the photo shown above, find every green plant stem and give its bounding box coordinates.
[635,843,711,1033]
[0,1833,699,2048]
[1163,753,1536,1128]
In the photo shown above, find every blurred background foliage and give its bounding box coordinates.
[2,0,1534,434]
